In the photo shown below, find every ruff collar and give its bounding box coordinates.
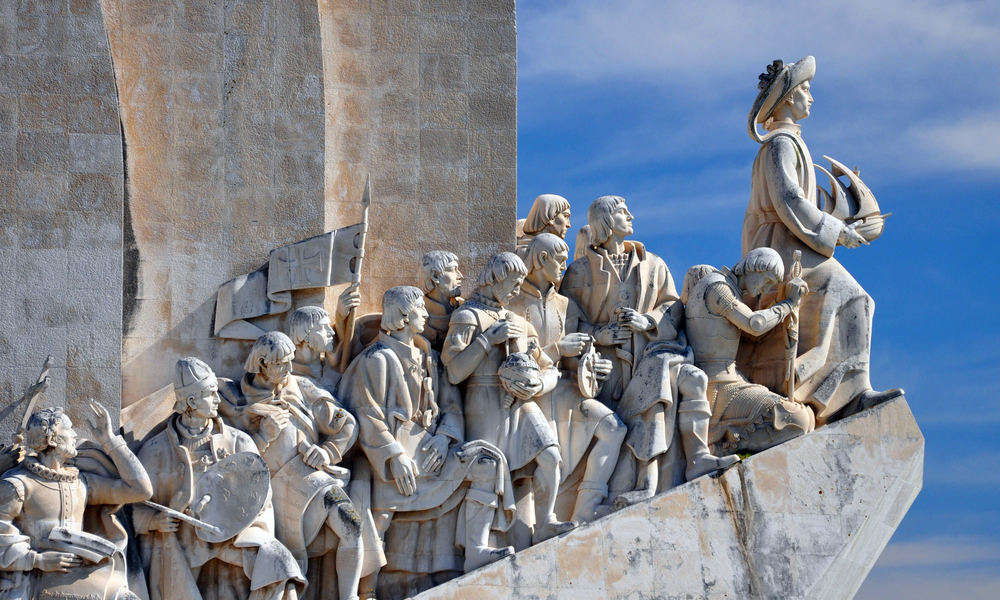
[24,457,79,482]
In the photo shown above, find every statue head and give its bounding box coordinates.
[381,286,428,335]
[749,56,815,142]
[174,357,221,419]
[525,233,570,286]
[524,194,572,238]
[289,305,335,354]
[477,252,527,306]
[419,251,463,299]
[588,195,633,245]
[733,248,785,297]
[246,331,296,386]
[24,406,77,459]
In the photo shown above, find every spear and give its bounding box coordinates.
[338,175,372,373]
[785,250,802,402]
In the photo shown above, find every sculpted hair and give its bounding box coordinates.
[381,286,425,331]
[245,331,296,373]
[419,251,459,293]
[681,264,718,304]
[587,195,626,245]
[523,194,571,235]
[24,407,68,454]
[733,247,785,280]
[525,233,569,273]
[288,305,330,345]
[477,252,527,289]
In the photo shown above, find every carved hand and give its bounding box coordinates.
[509,378,543,401]
[594,324,631,346]
[594,358,613,381]
[838,221,868,249]
[148,512,180,533]
[389,454,418,496]
[484,319,522,346]
[420,435,450,474]
[557,333,591,357]
[84,400,116,445]
[301,444,331,470]
[617,308,653,332]
[260,407,290,442]
[337,282,362,319]
[784,278,810,305]
[34,551,83,572]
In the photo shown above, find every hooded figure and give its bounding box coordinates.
[743,56,901,423]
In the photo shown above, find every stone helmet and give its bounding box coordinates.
[748,56,815,143]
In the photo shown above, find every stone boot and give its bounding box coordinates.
[463,490,514,572]
[571,481,615,524]
[679,398,739,481]
[531,518,578,545]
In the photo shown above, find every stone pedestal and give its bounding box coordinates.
[414,397,924,600]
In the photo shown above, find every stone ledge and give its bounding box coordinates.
[413,397,923,600]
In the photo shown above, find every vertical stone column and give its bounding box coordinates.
[0,0,124,436]
[319,0,517,316]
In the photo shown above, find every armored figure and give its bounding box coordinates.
[419,251,465,352]
[135,357,305,600]
[684,248,816,454]
[508,233,626,524]
[561,196,738,502]
[286,284,362,392]
[744,56,901,423]
[0,403,152,600]
[516,194,572,259]
[340,287,515,597]
[441,253,577,545]
[224,332,369,600]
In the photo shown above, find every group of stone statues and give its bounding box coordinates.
[0,57,899,600]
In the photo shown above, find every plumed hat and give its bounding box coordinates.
[748,56,815,143]
[174,356,217,400]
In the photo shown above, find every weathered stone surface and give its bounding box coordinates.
[413,397,924,600]
[0,0,124,436]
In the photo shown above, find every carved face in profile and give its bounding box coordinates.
[743,270,781,298]
[434,260,464,299]
[187,384,221,420]
[405,297,429,335]
[259,353,293,386]
[540,248,569,285]
[610,202,634,238]
[50,414,78,459]
[306,316,336,353]
[492,271,524,306]
[787,81,812,121]
[547,209,571,238]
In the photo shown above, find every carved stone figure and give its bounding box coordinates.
[516,194,572,258]
[339,286,515,596]
[419,251,465,352]
[683,249,816,454]
[744,56,901,423]
[441,253,577,545]
[134,358,305,600]
[508,233,626,523]
[0,402,151,600]
[224,333,370,600]
[287,285,362,391]
[561,196,738,502]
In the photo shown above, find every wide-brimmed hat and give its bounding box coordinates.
[748,56,815,143]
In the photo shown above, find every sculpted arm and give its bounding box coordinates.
[83,402,154,505]
[350,352,407,478]
[0,479,34,571]
[766,137,843,258]
[441,315,489,384]
[643,259,682,340]
[301,379,358,465]
[707,282,792,336]
[433,356,464,443]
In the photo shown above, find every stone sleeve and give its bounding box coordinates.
[441,310,488,384]
[84,436,154,506]
[0,479,33,572]
[644,256,681,342]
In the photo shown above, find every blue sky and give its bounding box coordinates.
[516,1,1000,597]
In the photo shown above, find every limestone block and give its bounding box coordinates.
[413,397,924,600]
[0,0,123,437]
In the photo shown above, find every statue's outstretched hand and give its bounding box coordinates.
[84,400,115,445]
[838,222,868,249]
[34,551,83,572]
[389,454,417,496]
[557,333,590,357]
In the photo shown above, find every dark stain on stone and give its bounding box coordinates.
[718,463,764,599]
[120,117,139,336]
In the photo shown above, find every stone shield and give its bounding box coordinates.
[192,452,271,543]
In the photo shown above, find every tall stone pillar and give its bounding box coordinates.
[0,0,125,436]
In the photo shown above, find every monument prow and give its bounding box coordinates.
[413,397,923,600]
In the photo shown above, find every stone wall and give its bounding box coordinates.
[0,0,124,436]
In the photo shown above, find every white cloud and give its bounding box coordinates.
[876,536,1000,568]
[857,536,1000,599]
[915,114,1000,170]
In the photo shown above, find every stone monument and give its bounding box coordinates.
[0,0,920,598]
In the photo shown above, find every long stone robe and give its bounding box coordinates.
[742,123,873,420]
[338,333,514,574]
[560,241,689,462]
[509,280,611,479]
[134,416,304,600]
